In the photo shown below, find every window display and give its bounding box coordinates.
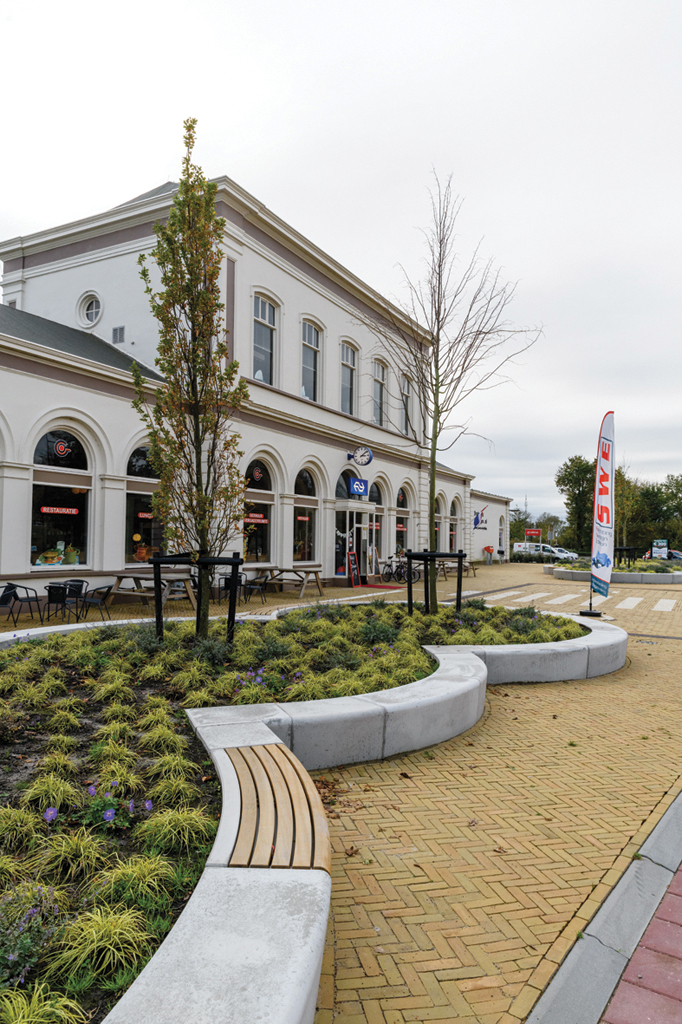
[31,485,89,566]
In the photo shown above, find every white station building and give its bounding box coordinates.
[0,179,510,590]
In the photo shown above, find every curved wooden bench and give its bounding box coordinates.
[227,743,331,872]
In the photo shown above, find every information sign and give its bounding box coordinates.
[347,551,360,587]
[348,478,369,497]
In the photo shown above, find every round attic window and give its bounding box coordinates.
[76,292,103,328]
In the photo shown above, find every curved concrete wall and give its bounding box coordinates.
[554,568,682,584]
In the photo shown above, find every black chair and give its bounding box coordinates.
[80,585,112,621]
[243,574,269,605]
[0,583,19,626]
[44,584,79,623]
[9,584,43,624]
[218,572,247,606]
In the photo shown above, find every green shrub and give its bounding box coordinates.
[21,775,84,812]
[47,906,151,983]
[145,754,198,782]
[0,886,71,989]
[47,709,80,735]
[45,735,78,754]
[29,828,111,883]
[0,984,86,1023]
[0,808,45,853]
[147,778,201,807]
[137,725,187,755]
[93,854,175,906]
[37,753,78,778]
[133,808,217,855]
[102,702,137,723]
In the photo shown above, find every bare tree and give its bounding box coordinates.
[357,175,540,609]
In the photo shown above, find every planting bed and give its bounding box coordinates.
[0,600,587,1021]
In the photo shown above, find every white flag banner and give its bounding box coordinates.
[591,411,615,597]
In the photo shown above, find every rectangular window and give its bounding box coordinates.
[244,503,271,563]
[125,494,162,562]
[293,507,316,561]
[395,515,408,554]
[400,376,410,435]
[449,520,457,552]
[369,514,382,571]
[373,361,385,426]
[112,326,125,345]
[341,344,355,415]
[31,485,89,566]
[301,322,319,401]
[253,296,275,385]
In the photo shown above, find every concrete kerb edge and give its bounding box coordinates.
[553,567,682,584]
[525,790,682,1024]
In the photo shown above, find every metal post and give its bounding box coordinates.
[423,549,430,615]
[153,559,163,641]
[227,551,240,646]
[195,560,202,633]
[406,550,413,616]
[456,549,464,612]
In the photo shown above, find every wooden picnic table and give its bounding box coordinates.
[266,565,324,600]
[105,570,197,610]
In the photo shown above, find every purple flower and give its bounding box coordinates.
[103,808,116,822]
[144,799,153,812]
[88,785,97,796]
[105,792,110,798]
[128,800,134,814]
[43,807,58,823]
[111,781,119,787]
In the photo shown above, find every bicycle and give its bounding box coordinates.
[381,555,419,584]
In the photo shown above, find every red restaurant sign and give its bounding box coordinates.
[40,506,78,515]
[525,529,541,539]
[137,512,154,519]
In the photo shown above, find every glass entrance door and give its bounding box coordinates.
[334,509,369,578]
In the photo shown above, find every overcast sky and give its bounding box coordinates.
[1,0,680,519]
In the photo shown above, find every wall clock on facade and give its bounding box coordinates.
[350,446,373,466]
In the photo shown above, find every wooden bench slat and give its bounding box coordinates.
[268,745,313,869]
[254,745,294,868]
[278,745,331,874]
[241,746,276,867]
[226,747,259,867]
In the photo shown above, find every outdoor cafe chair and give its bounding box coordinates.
[218,571,248,606]
[8,583,44,624]
[44,583,81,623]
[80,585,112,621]
[0,583,19,626]
[243,574,269,605]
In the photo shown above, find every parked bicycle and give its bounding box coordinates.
[381,554,419,583]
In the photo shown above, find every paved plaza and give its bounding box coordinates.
[313,564,682,1023]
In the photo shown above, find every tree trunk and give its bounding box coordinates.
[428,396,439,613]
[196,559,211,639]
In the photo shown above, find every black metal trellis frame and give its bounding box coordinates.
[614,546,638,567]
[148,552,244,644]
[405,549,468,614]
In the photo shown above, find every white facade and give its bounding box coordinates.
[0,179,510,587]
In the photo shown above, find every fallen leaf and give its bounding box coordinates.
[201,775,213,782]
[345,846,359,857]
[375,946,385,953]
[468,819,479,828]
[399,772,411,779]
[493,846,507,854]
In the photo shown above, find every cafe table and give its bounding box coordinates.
[105,569,197,610]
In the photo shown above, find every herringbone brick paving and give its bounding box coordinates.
[314,565,682,1024]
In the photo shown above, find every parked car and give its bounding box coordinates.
[643,549,682,560]
[553,547,578,561]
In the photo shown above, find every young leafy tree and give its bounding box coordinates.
[356,175,540,609]
[132,119,249,639]
[555,455,595,552]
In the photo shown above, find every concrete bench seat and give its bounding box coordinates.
[103,726,331,1024]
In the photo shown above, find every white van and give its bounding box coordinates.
[513,542,565,558]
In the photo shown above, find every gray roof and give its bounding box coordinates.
[0,304,164,381]
[113,182,179,209]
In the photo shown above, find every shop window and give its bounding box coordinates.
[253,296,276,385]
[126,493,162,562]
[245,459,272,490]
[341,344,356,415]
[369,482,382,505]
[369,513,382,571]
[127,445,158,478]
[33,430,88,471]
[397,487,408,509]
[395,516,408,553]
[301,322,319,401]
[450,500,459,552]
[244,503,271,562]
[31,485,89,566]
[373,361,386,426]
[295,469,316,496]
[293,508,316,561]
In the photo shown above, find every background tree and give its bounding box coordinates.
[357,176,540,608]
[554,455,595,552]
[132,118,249,639]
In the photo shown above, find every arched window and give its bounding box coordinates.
[301,322,320,401]
[336,469,358,499]
[32,430,90,567]
[295,469,316,496]
[499,515,505,550]
[434,497,442,515]
[449,499,459,552]
[253,295,276,385]
[34,430,88,471]
[434,497,443,544]
[395,487,409,553]
[369,482,382,505]
[373,361,386,426]
[126,445,158,478]
[400,376,411,435]
[245,459,272,490]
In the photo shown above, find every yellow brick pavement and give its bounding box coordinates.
[314,564,682,1024]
